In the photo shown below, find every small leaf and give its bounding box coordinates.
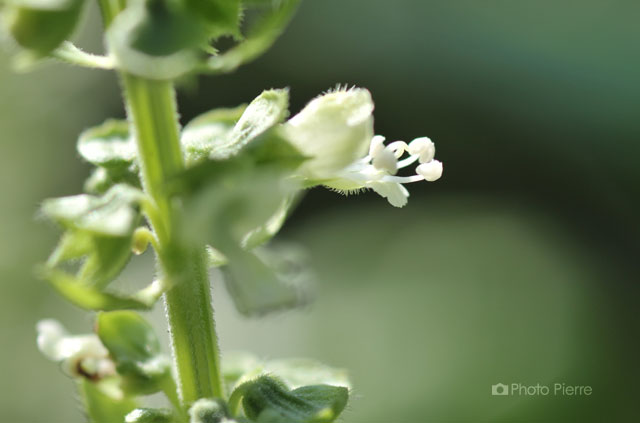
[126,408,174,423]
[5,0,86,57]
[97,311,173,395]
[181,104,246,165]
[235,376,348,423]
[78,119,136,168]
[41,184,143,237]
[80,378,138,423]
[208,89,290,160]
[188,398,228,423]
[206,0,300,74]
[43,268,158,311]
[84,166,141,195]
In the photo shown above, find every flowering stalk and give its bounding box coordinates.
[5,0,443,421]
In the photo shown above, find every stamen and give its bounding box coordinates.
[416,160,443,181]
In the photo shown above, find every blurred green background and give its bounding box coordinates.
[1,1,638,422]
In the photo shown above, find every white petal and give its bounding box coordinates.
[369,182,409,207]
[36,319,68,361]
[372,148,398,175]
[417,160,443,181]
[284,88,374,178]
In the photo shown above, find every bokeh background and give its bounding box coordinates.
[1,1,638,422]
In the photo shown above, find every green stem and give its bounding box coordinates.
[97,0,224,408]
[121,74,225,405]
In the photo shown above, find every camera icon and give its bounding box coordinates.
[492,383,509,396]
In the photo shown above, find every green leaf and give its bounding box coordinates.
[206,0,300,74]
[5,0,86,57]
[223,242,313,316]
[126,408,174,423]
[41,184,143,237]
[80,378,138,423]
[242,192,301,249]
[188,398,228,423]
[84,166,141,195]
[263,359,350,390]
[181,104,246,165]
[208,89,290,160]
[97,311,173,395]
[234,376,348,423]
[183,0,242,39]
[78,119,136,169]
[107,0,208,79]
[43,268,160,310]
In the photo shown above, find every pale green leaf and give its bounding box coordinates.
[78,119,136,168]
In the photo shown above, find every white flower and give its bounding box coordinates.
[323,135,443,207]
[282,87,373,178]
[36,319,114,379]
[283,87,443,207]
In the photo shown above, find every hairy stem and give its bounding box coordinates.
[96,0,224,408]
[122,74,224,406]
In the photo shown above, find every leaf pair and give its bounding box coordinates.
[107,0,300,79]
[173,89,313,316]
[40,185,164,310]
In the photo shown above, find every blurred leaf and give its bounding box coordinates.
[206,0,300,74]
[233,376,348,423]
[41,184,143,237]
[183,0,242,39]
[126,408,175,423]
[263,359,350,390]
[5,0,86,57]
[80,378,138,423]
[43,268,160,310]
[188,398,228,423]
[242,192,301,249]
[97,311,173,395]
[84,166,142,195]
[208,89,290,160]
[78,119,136,169]
[107,0,208,79]
[181,104,246,165]
[222,244,310,316]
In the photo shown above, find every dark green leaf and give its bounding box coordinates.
[235,376,348,423]
[6,0,86,57]
[206,0,300,74]
[183,0,242,39]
